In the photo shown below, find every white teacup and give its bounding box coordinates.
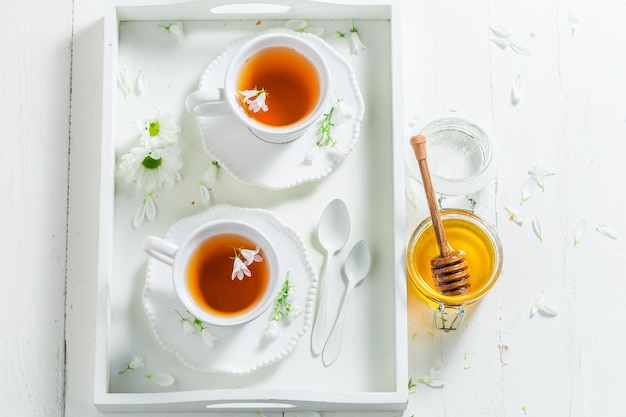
[185,31,331,144]
[142,220,280,327]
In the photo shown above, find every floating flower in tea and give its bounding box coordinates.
[239,88,269,113]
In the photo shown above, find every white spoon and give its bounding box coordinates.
[311,199,351,355]
[322,240,371,366]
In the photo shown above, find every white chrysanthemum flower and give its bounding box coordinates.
[231,256,251,280]
[146,373,175,386]
[136,112,180,148]
[119,145,182,193]
[349,20,367,55]
[240,246,263,266]
[131,193,156,229]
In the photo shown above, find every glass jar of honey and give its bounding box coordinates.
[407,209,503,330]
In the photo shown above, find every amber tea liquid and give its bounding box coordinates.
[187,233,269,317]
[236,46,320,127]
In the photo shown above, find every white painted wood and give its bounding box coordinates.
[3,0,623,415]
[0,0,72,416]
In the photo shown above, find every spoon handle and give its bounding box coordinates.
[322,281,355,366]
[311,253,333,355]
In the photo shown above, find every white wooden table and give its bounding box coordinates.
[3,0,626,415]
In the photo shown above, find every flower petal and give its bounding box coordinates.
[144,194,156,221]
[117,67,132,97]
[537,304,559,317]
[505,206,525,226]
[147,373,175,386]
[285,19,308,31]
[532,217,543,242]
[201,329,219,347]
[520,176,538,204]
[509,38,531,56]
[305,27,324,36]
[131,199,146,230]
[490,36,510,49]
[199,182,211,205]
[596,223,618,240]
[573,218,587,246]
[511,74,522,105]
[135,69,146,96]
[489,24,512,39]
[569,11,581,35]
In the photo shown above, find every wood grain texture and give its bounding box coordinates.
[0,0,72,415]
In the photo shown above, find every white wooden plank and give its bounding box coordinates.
[0,0,72,415]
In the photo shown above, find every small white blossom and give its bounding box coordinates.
[349,21,367,55]
[175,310,197,335]
[146,373,175,386]
[231,256,251,280]
[118,356,144,374]
[569,11,581,35]
[203,161,220,183]
[505,206,525,226]
[239,89,269,113]
[136,112,180,148]
[158,22,184,40]
[332,99,354,124]
[303,145,321,165]
[240,246,263,265]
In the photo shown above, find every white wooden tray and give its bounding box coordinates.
[95,0,406,412]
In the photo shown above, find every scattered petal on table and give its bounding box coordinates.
[532,217,543,242]
[505,206,525,226]
[573,218,587,246]
[521,176,538,204]
[285,19,308,31]
[135,69,146,96]
[146,373,175,386]
[489,24,512,39]
[537,304,559,317]
[511,74,522,105]
[569,11,581,35]
[596,223,618,240]
[509,38,531,56]
[117,67,132,97]
[490,36,510,49]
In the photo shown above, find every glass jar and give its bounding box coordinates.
[406,209,503,330]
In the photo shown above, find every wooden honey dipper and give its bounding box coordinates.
[410,134,471,296]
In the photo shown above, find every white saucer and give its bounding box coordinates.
[142,205,318,374]
[193,28,364,190]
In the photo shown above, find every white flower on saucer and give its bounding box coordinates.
[349,19,367,55]
[231,256,251,280]
[239,88,269,113]
[200,329,219,347]
[241,246,263,265]
[119,145,182,193]
[136,112,180,148]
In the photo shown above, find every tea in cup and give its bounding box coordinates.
[143,220,280,326]
[185,30,331,143]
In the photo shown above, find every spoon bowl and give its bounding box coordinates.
[311,199,351,355]
[322,240,371,366]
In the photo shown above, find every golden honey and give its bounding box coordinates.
[407,209,503,307]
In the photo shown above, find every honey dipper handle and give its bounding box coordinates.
[410,135,452,258]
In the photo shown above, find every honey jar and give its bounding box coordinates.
[407,209,503,330]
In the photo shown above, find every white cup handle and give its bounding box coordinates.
[185,89,230,116]
[142,235,178,266]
